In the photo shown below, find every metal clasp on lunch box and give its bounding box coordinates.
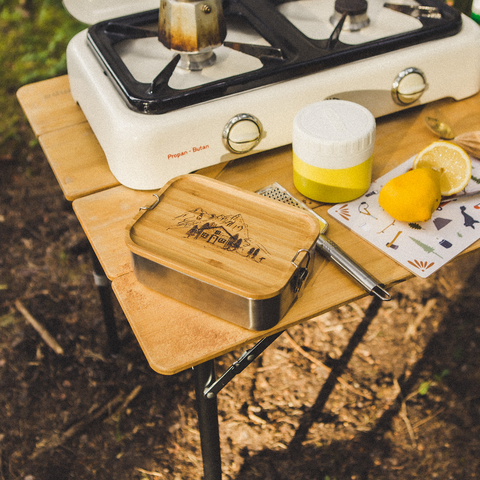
[291,248,311,294]
[139,194,160,211]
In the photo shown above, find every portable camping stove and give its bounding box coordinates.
[65,0,480,189]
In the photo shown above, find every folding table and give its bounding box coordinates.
[17,76,480,479]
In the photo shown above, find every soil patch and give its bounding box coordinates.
[1,131,480,479]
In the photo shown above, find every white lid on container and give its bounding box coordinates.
[293,100,376,170]
[63,0,158,25]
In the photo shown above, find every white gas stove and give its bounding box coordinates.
[65,0,480,190]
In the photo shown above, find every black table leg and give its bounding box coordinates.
[194,360,222,480]
[90,249,121,355]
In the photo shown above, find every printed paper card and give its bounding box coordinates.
[328,156,480,278]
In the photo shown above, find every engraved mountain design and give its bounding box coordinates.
[172,208,269,262]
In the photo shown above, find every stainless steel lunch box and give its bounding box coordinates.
[125,175,320,330]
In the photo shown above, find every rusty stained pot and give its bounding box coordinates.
[158,0,227,54]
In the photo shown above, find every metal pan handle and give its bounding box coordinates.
[316,234,391,301]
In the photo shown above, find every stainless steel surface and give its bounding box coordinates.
[425,116,456,139]
[158,0,226,70]
[130,245,316,331]
[256,183,391,301]
[391,67,427,105]
[222,113,263,154]
[330,0,370,31]
[424,117,480,157]
[384,2,442,19]
[127,176,321,330]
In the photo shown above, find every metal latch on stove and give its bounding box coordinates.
[222,113,264,154]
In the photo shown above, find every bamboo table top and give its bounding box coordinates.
[17,75,480,375]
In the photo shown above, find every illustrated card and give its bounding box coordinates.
[328,156,480,278]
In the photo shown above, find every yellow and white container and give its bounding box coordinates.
[293,100,375,203]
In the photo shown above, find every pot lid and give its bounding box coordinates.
[63,0,158,24]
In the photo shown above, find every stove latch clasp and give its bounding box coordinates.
[384,3,442,19]
[391,67,427,105]
[222,113,264,154]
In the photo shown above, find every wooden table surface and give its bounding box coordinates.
[17,75,480,375]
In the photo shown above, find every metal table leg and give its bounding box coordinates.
[194,360,223,480]
[192,332,283,479]
[90,250,121,355]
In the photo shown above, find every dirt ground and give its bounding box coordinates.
[1,120,480,480]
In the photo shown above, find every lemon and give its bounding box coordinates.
[378,168,442,222]
[413,141,472,196]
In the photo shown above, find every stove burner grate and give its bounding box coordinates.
[87,0,462,114]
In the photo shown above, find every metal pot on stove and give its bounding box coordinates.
[158,0,227,70]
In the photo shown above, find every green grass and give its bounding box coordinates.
[0,0,85,155]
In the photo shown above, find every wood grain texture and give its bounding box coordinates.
[20,76,480,374]
[112,272,256,375]
[73,186,157,280]
[126,175,320,298]
[16,75,85,137]
[39,123,120,200]
[113,241,404,375]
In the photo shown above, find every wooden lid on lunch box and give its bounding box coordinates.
[125,175,320,300]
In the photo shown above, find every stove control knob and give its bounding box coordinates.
[223,114,263,154]
[392,67,427,105]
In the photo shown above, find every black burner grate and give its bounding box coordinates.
[87,0,461,114]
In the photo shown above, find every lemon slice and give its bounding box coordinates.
[412,141,472,196]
